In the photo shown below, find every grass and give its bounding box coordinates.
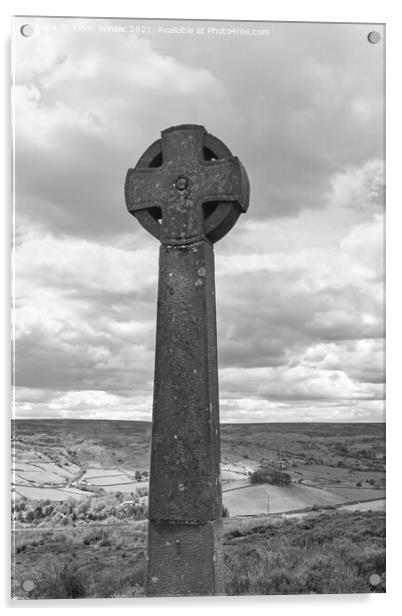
[12,522,148,599]
[223,510,385,595]
[13,511,385,598]
[33,559,88,599]
[11,421,385,598]
[223,482,346,515]
[30,556,146,598]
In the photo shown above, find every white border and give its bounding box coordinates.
[2,1,400,614]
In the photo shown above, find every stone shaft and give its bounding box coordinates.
[146,521,224,597]
[146,240,222,595]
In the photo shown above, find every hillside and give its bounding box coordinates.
[12,419,385,517]
[12,511,385,598]
[11,420,386,599]
[12,419,385,472]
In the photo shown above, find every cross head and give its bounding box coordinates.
[125,125,249,245]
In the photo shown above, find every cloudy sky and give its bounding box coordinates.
[13,17,385,422]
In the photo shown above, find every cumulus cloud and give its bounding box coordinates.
[329,160,385,211]
[14,19,384,239]
[12,17,385,422]
[212,164,384,420]
[153,21,384,220]
[14,231,158,395]
[14,24,232,238]
[301,339,384,384]
[14,387,153,420]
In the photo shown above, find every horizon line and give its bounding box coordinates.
[11,418,385,424]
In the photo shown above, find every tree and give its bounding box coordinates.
[251,468,291,486]
[15,500,26,512]
[25,509,35,523]
[34,505,43,520]
[52,512,64,526]
[76,501,89,518]
[44,504,54,517]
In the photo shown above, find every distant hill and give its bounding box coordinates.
[12,419,385,472]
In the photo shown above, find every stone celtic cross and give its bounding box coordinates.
[125,124,249,596]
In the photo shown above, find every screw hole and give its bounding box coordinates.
[367,31,381,44]
[20,24,34,37]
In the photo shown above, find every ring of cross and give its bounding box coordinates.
[125,125,250,245]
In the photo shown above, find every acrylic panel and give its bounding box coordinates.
[12,16,385,599]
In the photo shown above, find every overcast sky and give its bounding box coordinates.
[13,17,385,422]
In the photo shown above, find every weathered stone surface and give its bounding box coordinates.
[146,520,224,597]
[125,124,249,246]
[149,241,221,522]
[124,124,249,596]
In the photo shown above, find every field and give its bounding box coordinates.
[13,486,94,502]
[223,483,385,516]
[11,420,385,598]
[12,420,385,511]
[12,420,385,519]
[12,420,151,503]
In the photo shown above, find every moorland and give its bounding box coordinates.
[11,420,385,598]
